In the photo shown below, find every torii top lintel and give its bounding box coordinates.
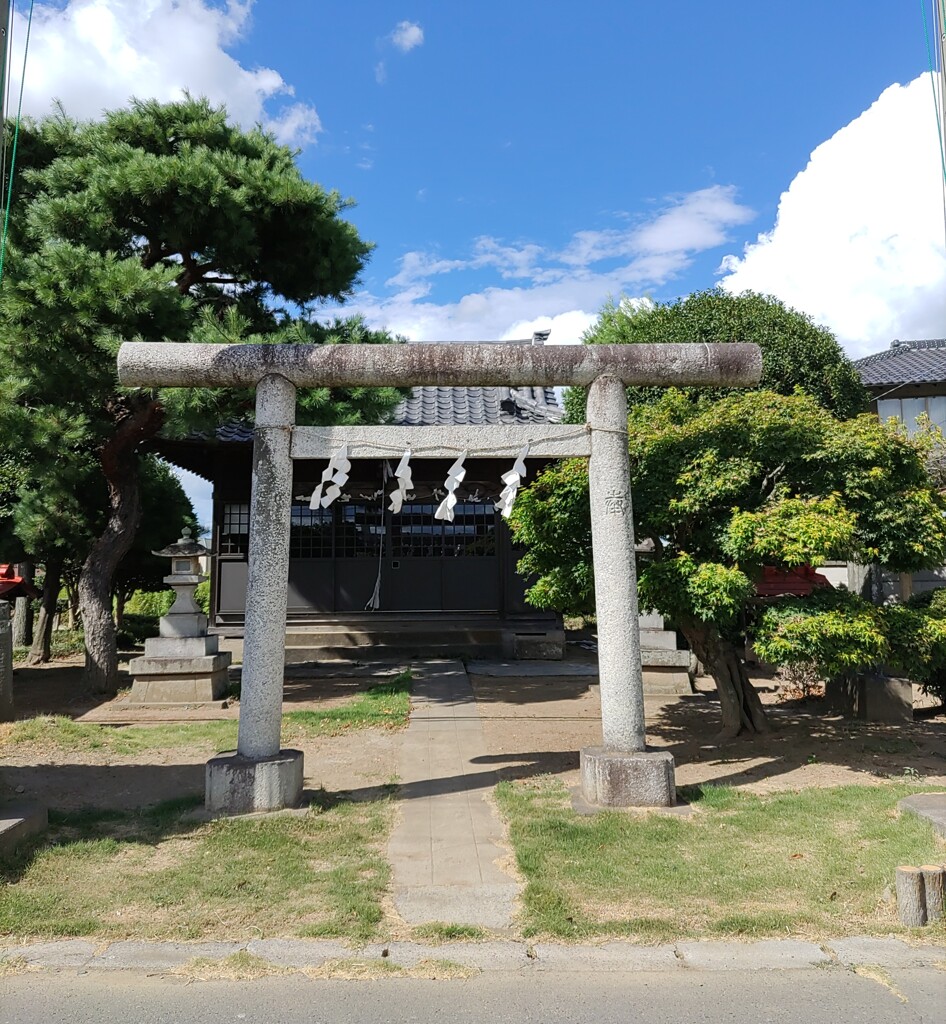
[117,341,762,389]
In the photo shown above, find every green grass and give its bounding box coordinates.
[0,795,392,942]
[283,672,412,738]
[495,779,946,942]
[412,923,488,942]
[1,717,240,756]
[0,671,413,756]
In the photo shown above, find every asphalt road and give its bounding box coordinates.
[1,968,944,1024]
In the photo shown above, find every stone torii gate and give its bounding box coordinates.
[118,341,760,815]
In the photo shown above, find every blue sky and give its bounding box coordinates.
[232,1,925,315]
[13,1,946,526]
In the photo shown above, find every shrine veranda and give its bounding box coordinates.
[118,340,761,813]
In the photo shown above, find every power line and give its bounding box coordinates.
[922,0,946,253]
[0,0,33,287]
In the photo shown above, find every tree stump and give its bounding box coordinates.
[896,866,927,927]
[920,865,945,923]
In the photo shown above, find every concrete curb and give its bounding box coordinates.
[899,792,946,838]
[1,937,944,975]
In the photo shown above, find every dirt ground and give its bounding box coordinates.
[0,655,406,811]
[2,653,945,812]
[470,673,946,793]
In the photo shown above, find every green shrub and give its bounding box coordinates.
[194,579,210,615]
[125,590,174,617]
[116,614,160,648]
[49,630,85,658]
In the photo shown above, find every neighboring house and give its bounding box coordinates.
[856,338,946,433]
[153,340,568,659]
[854,338,946,599]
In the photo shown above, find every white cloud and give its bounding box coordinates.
[10,1,321,146]
[558,186,755,266]
[720,74,946,357]
[500,310,600,344]
[338,186,755,342]
[390,20,424,53]
[374,61,387,85]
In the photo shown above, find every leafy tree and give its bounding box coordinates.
[563,290,869,422]
[755,586,946,707]
[511,390,946,739]
[0,97,405,693]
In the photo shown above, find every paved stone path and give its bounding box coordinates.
[387,660,520,929]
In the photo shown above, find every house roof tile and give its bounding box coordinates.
[208,385,562,443]
[854,339,946,387]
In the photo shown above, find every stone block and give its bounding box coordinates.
[128,672,229,705]
[580,747,675,807]
[144,635,219,659]
[159,612,208,638]
[0,800,48,856]
[205,749,304,815]
[513,634,565,660]
[828,672,943,721]
[898,793,946,838]
[128,650,232,705]
[638,628,678,651]
[640,647,691,668]
[641,666,693,696]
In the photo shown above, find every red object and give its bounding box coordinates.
[755,565,831,598]
[0,564,40,600]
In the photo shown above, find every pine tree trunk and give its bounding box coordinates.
[115,591,126,632]
[685,626,769,741]
[78,396,164,694]
[12,562,34,647]
[26,558,62,666]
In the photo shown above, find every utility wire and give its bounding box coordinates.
[0,0,32,288]
[922,0,946,252]
[0,2,15,214]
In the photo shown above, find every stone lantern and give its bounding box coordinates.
[128,528,232,706]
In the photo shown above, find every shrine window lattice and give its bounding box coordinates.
[222,500,497,560]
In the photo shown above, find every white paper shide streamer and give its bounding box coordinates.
[434,452,467,522]
[309,445,351,509]
[495,444,530,518]
[387,450,413,513]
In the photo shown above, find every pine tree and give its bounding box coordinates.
[0,98,404,693]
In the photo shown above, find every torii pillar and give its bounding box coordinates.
[118,341,760,814]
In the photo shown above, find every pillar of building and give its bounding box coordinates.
[580,375,675,807]
[206,374,303,814]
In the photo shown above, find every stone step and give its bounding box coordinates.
[284,629,503,648]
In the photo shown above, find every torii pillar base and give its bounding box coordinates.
[579,747,676,808]
[205,749,303,815]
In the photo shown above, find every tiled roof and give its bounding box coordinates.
[209,385,562,443]
[392,386,562,426]
[854,339,946,387]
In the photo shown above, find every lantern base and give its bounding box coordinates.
[128,653,231,705]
